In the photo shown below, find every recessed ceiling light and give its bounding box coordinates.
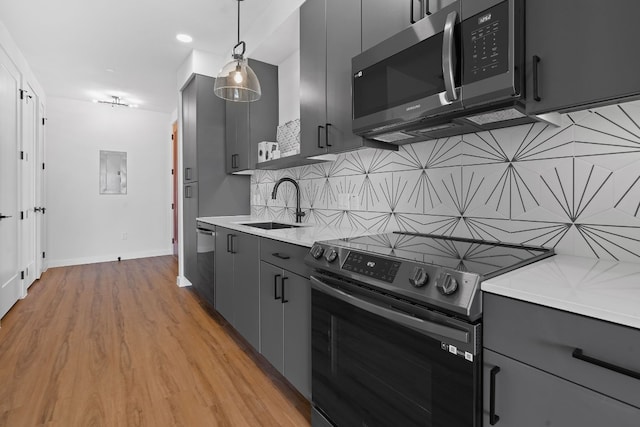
[176,34,193,43]
[106,68,114,73]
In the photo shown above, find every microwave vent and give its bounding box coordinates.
[466,108,527,125]
[372,131,414,143]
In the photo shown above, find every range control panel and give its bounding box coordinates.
[341,252,401,283]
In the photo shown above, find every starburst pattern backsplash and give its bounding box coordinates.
[251,100,640,262]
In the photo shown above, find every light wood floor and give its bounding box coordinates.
[0,256,310,426]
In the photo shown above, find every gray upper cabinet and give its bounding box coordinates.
[225,59,278,173]
[525,0,640,114]
[214,226,261,350]
[483,293,640,425]
[299,0,328,158]
[300,0,392,158]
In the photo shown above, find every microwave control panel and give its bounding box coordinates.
[462,0,510,84]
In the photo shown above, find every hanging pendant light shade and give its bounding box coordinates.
[214,0,262,102]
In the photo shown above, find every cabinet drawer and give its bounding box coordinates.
[260,238,310,278]
[484,293,640,408]
[483,349,640,427]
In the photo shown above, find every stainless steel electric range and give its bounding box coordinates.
[305,232,554,427]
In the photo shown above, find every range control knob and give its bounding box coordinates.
[409,267,429,287]
[324,248,338,263]
[310,245,325,259]
[437,273,458,295]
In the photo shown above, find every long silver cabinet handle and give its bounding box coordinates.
[310,276,469,343]
[442,11,458,103]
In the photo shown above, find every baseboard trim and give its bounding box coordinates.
[177,275,192,288]
[48,248,174,268]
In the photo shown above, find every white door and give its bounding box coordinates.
[21,81,37,290]
[0,48,22,319]
[35,101,46,278]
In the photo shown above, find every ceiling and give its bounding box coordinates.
[0,0,301,113]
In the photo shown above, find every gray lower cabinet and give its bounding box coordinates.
[214,226,260,349]
[259,244,311,399]
[483,293,640,426]
[525,0,640,114]
[182,182,198,285]
[483,349,640,427]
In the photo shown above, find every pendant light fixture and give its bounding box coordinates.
[214,0,262,102]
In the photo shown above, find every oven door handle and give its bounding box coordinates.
[310,276,469,343]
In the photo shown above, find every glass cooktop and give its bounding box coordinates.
[322,232,554,279]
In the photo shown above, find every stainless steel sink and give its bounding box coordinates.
[240,221,302,230]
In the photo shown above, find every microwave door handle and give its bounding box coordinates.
[310,276,469,343]
[442,10,458,103]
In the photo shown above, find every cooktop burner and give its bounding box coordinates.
[321,232,553,280]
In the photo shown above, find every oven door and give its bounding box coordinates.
[310,275,481,427]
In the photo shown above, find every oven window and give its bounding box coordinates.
[312,289,479,427]
[353,30,459,119]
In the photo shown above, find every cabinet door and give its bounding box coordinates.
[182,76,197,183]
[233,232,261,349]
[225,101,248,174]
[248,59,278,167]
[325,0,363,153]
[300,0,328,158]
[283,272,311,399]
[483,349,640,427]
[260,261,285,373]
[526,0,640,114]
[214,227,235,323]
[362,0,410,51]
[183,182,198,286]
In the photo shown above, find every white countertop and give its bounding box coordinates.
[197,215,374,248]
[482,254,640,329]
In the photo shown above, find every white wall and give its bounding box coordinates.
[46,97,173,267]
[278,49,300,125]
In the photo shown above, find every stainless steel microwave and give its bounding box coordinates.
[352,0,534,144]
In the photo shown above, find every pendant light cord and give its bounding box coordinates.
[237,0,240,45]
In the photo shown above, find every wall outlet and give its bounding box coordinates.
[122,232,127,240]
[349,194,360,210]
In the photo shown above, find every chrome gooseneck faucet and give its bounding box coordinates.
[271,177,306,223]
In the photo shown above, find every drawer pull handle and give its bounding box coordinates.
[272,252,290,260]
[489,366,500,425]
[572,348,640,380]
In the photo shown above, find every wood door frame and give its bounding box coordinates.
[172,121,178,256]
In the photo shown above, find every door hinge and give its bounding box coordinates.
[20,151,24,160]
[171,203,175,210]
[19,89,24,100]
[21,271,25,280]
[172,238,175,244]
[20,211,24,220]
[42,118,46,125]
[171,134,174,140]
[171,168,174,175]
[42,252,46,259]
[42,163,45,170]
